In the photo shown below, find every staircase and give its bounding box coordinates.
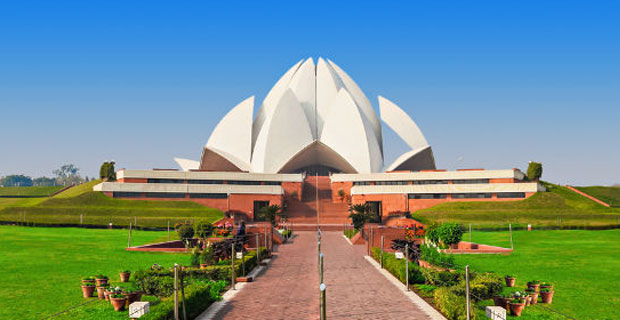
[285,175,350,230]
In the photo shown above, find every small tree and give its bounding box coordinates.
[338,189,346,202]
[100,161,116,182]
[527,161,543,181]
[176,223,194,248]
[194,221,214,239]
[438,223,465,249]
[348,203,370,230]
[259,204,282,226]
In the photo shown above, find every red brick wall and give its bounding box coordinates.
[282,182,303,200]
[351,194,408,218]
[117,178,148,183]
[489,178,516,183]
[332,181,353,202]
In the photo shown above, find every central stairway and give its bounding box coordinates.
[285,175,350,230]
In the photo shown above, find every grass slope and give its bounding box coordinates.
[0,180,224,228]
[0,226,189,320]
[0,186,64,197]
[575,186,620,207]
[454,230,620,319]
[412,183,620,228]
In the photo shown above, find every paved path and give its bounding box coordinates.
[213,231,431,320]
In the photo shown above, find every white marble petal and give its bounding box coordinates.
[206,96,254,169]
[378,96,429,150]
[321,88,383,173]
[251,89,314,173]
[287,58,317,138]
[316,57,343,136]
[173,158,200,172]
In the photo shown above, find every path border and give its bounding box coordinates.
[364,256,447,320]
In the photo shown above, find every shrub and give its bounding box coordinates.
[190,247,201,267]
[451,272,503,301]
[420,244,454,268]
[419,268,463,287]
[527,161,543,181]
[176,223,194,244]
[371,247,425,285]
[349,204,370,230]
[194,221,214,239]
[140,280,227,320]
[438,223,465,247]
[433,287,477,320]
[426,223,441,245]
[200,246,216,266]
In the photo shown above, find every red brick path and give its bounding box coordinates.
[215,232,431,320]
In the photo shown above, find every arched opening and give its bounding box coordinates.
[277,141,358,174]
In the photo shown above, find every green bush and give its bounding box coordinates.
[433,287,477,320]
[176,223,194,243]
[437,223,465,247]
[194,221,214,239]
[371,248,425,285]
[426,223,441,244]
[527,161,543,181]
[200,246,216,265]
[419,268,463,287]
[420,244,455,268]
[141,280,227,320]
[190,247,201,267]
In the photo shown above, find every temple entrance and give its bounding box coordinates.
[366,201,382,223]
[253,200,270,221]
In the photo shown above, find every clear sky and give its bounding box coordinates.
[1,1,618,186]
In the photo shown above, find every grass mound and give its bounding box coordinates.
[412,183,620,228]
[0,186,64,197]
[575,186,620,207]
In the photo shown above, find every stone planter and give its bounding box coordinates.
[120,272,131,282]
[96,286,106,299]
[509,302,525,317]
[529,292,539,305]
[541,291,554,304]
[505,277,516,287]
[110,297,127,311]
[81,285,95,298]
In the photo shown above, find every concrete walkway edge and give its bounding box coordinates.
[196,258,273,320]
[364,256,447,320]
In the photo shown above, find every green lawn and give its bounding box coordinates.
[0,226,190,320]
[0,180,224,228]
[453,230,620,319]
[0,186,64,197]
[412,183,620,228]
[575,186,620,207]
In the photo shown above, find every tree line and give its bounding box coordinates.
[0,164,91,187]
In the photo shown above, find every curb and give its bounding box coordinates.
[342,234,353,245]
[195,258,273,320]
[363,256,447,320]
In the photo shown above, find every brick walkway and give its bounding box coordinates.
[213,231,431,320]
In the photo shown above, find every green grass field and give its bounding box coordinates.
[412,183,620,228]
[0,226,190,320]
[0,180,224,228]
[454,230,620,319]
[575,186,620,207]
[0,186,64,197]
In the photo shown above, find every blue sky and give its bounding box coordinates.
[0,1,618,185]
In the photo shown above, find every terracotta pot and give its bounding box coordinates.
[95,278,108,286]
[503,297,511,310]
[110,297,127,311]
[104,290,111,301]
[96,286,106,299]
[82,279,95,285]
[529,292,539,305]
[81,285,95,298]
[540,284,553,291]
[492,296,505,307]
[120,272,131,282]
[505,277,516,287]
[541,291,554,304]
[524,295,532,306]
[200,264,208,269]
[124,292,142,307]
[527,283,540,292]
[509,302,525,317]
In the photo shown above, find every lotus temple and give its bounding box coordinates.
[94,58,544,225]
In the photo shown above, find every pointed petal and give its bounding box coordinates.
[379,96,429,150]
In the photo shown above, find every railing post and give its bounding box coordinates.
[80,214,83,226]
[231,243,236,290]
[128,222,132,248]
[320,283,326,320]
[167,220,170,242]
[174,264,179,320]
[264,225,268,255]
[405,243,409,291]
[469,223,472,243]
[319,253,324,284]
[380,235,384,269]
[466,265,471,320]
[318,239,321,266]
[256,233,261,263]
[509,223,514,250]
[366,229,370,256]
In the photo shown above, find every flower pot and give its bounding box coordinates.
[95,278,108,286]
[492,296,505,307]
[529,292,539,305]
[96,286,106,299]
[524,295,532,306]
[82,279,95,285]
[540,284,553,291]
[104,290,111,301]
[119,272,131,282]
[527,283,540,292]
[124,292,142,306]
[505,277,516,287]
[503,297,511,310]
[509,302,525,317]
[81,285,95,298]
[541,291,554,304]
[110,297,127,311]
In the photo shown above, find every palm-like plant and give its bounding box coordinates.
[349,203,370,230]
[259,204,282,226]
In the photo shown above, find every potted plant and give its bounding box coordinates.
[509,297,526,317]
[109,293,127,311]
[540,287,554,304]
[119,270,131,282]
[505,274,516,287]
[95,274,109,286]
[81,282,96,298]
[528,289,539,305]
[540,282,553,290]
[122,286,142,306]
[493,294,508,307]
[81,276,95,285]
[527,280,541,292]
[96,284,109,300]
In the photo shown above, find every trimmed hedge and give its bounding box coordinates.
[433,287,477,320]
[371,247,425,284]
[141,280,227,320]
